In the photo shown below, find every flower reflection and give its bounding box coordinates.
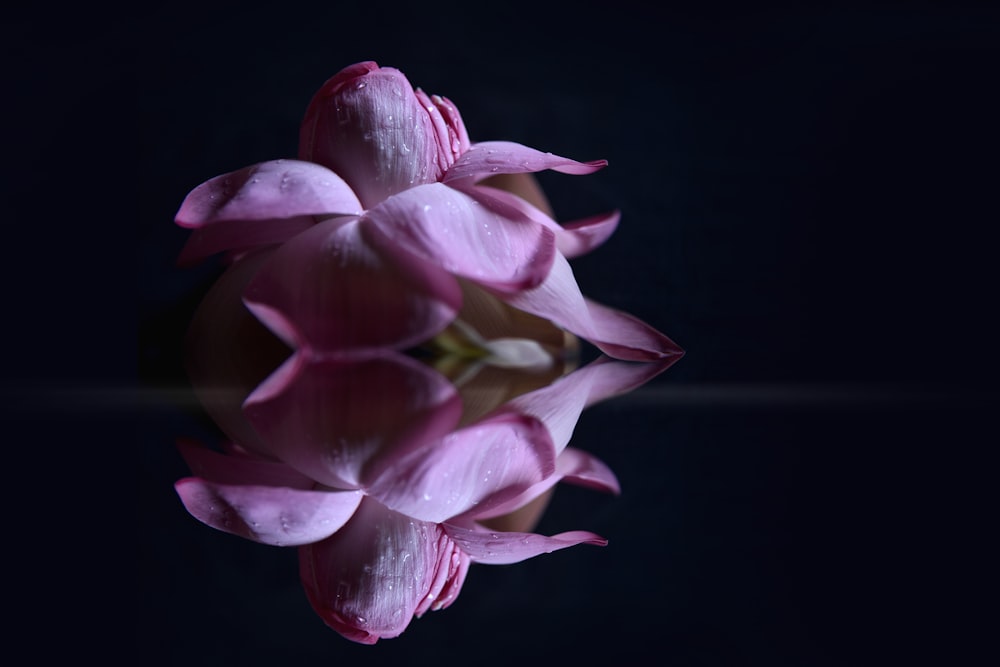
[171,60,683,643]
[176,303,677,641]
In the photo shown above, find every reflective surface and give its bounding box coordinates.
[171,247,677,642]
[11,3,997,665]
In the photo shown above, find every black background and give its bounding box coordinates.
[7,2,997,665]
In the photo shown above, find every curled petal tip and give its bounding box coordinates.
[444,141,609,184]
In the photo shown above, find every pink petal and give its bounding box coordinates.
[298,62,446,209]
[242,217,462,355]
[584,296,686,361]
[578,353,683,407]
[555,447,621,494]
[506,361,591,453]
[242,353,463,490]
[364,413,557,523]
[415,536,470,615]
[175,160,362,227]
[414,89,470,169]
[363,183,556,293]
[504,353,683,452]
[496,252,684,361]
[443,141,607,185]
[174,477,362,546]
[470,183,621,259]
[174,160,363,265]
[299,498,467,644]
[467,446,620,522]
[442,523,608,565]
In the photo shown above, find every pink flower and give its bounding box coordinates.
[178,347,674,529]
[176,441,611,644]
[174,61,682,362]
[172,60,685,644]
[175,351,675,642]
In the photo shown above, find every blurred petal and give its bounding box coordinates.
[299,498,463,644]
[299,62,445,209]
[433,318,553,370]
[183,250,292,455]
[243,353,463,489]
[177,216,315,266]
[480,337,552,369]
[175,477,362,546]
[364,183,555,293]
[443,141,607,185]
[450,279,573,358]
[497,252,684,361]
[444,361,574,430]
[243,217,461,355]
[365,413,557,523]
[475,487,555,534]
[176,438,311,488]
[442,523,607,565]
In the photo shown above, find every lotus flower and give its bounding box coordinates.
[175,350,676,642]
[174,60,682,363]
[172,60,684,644]
[176,438,614,644]
[175,276,678,643]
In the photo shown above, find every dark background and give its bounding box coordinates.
[8,2,997,665]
